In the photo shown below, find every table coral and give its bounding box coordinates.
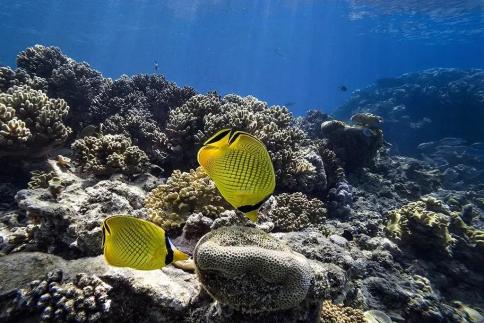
[145,167,230,230]
[71,134,149,176]
[0,85,71,157]
[194,226,315,313]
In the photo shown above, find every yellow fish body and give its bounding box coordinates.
[197,129,276,222]
[102,215,188,270]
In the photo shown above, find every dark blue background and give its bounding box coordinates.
[1,0,483,114]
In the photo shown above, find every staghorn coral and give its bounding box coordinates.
[266,192,327,232]
[145,167,230,230]
[386,196,455,252]
[0,85,71,157]
[164,93,327,194]
[71,134,149,176]
[102,108,169,164]
[194,226,315,313]
[320,300,366,323]
[4,270,111,322]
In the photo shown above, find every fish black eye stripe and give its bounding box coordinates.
[204,129,232,145]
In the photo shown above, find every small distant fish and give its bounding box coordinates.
[273,48,285,58]
[283,102,295,107]
[154,60,159,73]
[339,85,348,92]
[197,129,276,222]
[102,215,189,270]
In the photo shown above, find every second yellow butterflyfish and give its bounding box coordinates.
[197,129,276,222]
[102,215,189,270]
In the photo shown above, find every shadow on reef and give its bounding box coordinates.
[0,45,483,323]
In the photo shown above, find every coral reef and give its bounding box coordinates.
[320,119,384,170]
[335,68,484,155]
[164,93,328,194]
[193,226,336,321]
[0,85,71,157]
[17,45,108,130]
[72,134,149,176]
[320,300,366,323]
[145,167,230,230]
[89,74,195,124]
[265,192,327,232]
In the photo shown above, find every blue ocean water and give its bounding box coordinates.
[0,0,483,114]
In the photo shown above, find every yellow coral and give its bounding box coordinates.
[145,167,230,230]
[320,300,366,323]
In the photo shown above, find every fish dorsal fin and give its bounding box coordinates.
[203,128,232,146]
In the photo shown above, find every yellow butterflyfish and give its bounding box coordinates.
[197,129,276,222]
[102,215,189,270]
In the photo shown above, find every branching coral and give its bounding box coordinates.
[5,270,111,322]
[145,167,230,230]
[71,134,149,176]
[267,192,327,232]
[89,74,195,124]
[164,93,327,194]
[0,67,47,92]
[194,226,315,313]
[102,108,169,164]
[17,45,108,130]
[320,300,366,323]
[0,85,71,157]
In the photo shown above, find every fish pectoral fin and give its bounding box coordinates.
[173,248,189,262]
[245,210,258,222]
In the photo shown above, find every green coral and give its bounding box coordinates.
[0,85,71,157]
[163,93,327,194]
[71,134,149,176]
[386,196,455,251]
[145,167,230,230]
[267,192,327,232]
[194,226,314,313]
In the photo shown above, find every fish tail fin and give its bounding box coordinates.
[173,248,189,262]
[245,211,258,222]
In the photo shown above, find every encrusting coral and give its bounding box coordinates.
[266,192,327,232]
[320,300,366,323]
[0,85,71,157]
[71,134,149,176]
[4,270,111,322]
[386,196,455,252]
[193,226,315,314]
[145,167,230,230]
[164,93,327,194]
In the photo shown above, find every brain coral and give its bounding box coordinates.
[194,226,314,313]
[71,134,149,176]
[164,93,327,194]
[267,192,327,232]
[0,85,71,157]
[145,167,230,230]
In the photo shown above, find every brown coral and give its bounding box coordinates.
[145,167,230,230]
[71,134,149,176]
[320,300,366,323]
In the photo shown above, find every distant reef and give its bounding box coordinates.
[335,68,484,155]
[0,45,483,323]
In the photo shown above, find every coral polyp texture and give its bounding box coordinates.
[71,134,149,176]
[0,85,71,157]
[145,167,230,230]
[320,300,366,323]
[266,192,327,232]
[193,226,315,314]
[164,93,327,194]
